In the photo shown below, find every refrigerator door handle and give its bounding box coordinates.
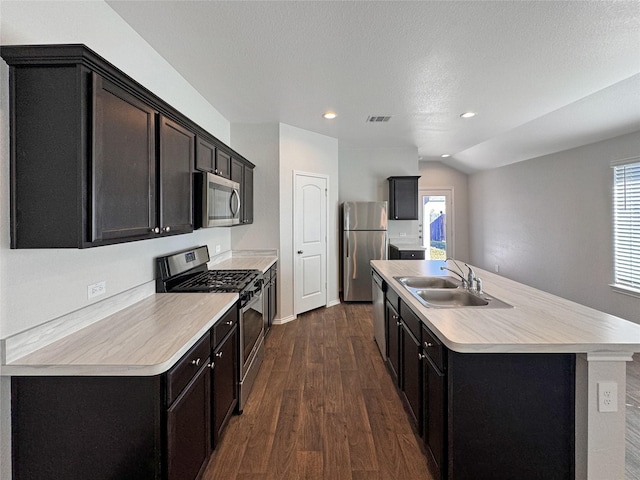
[345,236,349,258]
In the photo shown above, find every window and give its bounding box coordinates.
[612,158,640,293]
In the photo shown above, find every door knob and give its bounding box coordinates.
[297,250,304,254]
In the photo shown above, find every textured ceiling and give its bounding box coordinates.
[107,0,640,173]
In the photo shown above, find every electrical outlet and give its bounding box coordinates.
[87,281,106,299]
[215,244,221,253]
[399,232,407,237]
[495,264,500,273]
[598,381,618,412]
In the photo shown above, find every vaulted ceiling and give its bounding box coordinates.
[108,1,640,173]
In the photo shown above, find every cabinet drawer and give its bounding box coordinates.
[386,287,400,313]
[213,306,238,347]
[399,250,425,260]
[167,332,211,405]
[400,300,422,340]
[422,324,445,372]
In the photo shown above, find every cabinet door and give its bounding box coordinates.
[92,74,157,242]
[215,150,231,179]
[167,362,211,480]
[196,136,215,173]
[423,355,446,480]
[230,157,245,223]
[212,324,238,448]
[159,115,194,235]
[385,301,401,384]
[401,324,421,427]
[389,177,419,220]
[243,165,254,224]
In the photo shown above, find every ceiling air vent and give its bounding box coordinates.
[366,115,392,123]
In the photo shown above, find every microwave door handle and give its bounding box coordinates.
[230,188,241,217]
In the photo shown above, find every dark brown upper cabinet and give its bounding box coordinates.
[215,150,231,179]
[1,44,253,247]
[92,75,158,242]
[196,136,216,173]
[195,137,231,179]
[231,157,254,225]
[159,115,194,235]
[388,176,421,220]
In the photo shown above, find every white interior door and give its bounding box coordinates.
[294,172,327,315]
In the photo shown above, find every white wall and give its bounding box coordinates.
[419,161,471,262]
[0,2,235,477]
[338,145,420,241]
[230,123,280,253]
[469,131,640,323]
[280,124,340,319]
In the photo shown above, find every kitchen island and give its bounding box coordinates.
[371,259,640,480]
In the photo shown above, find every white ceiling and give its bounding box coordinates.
[107,0,640,173]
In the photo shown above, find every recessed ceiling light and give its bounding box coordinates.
[441,154,451,158]
[323,112,337,119]
[460,112,476,118]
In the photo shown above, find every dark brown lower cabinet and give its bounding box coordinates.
[421,324,447,480]
[212,323,238,448]
[400,323,421,427]
[385,298,401,384]
[167,361,211,480]
[11,306,241,480]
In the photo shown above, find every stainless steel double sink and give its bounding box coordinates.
[394,276,513,309]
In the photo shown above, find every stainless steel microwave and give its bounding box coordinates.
[197,172,241,227]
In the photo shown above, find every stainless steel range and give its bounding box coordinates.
[156,245,264,412]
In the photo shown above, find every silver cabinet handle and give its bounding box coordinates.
[207,362,215,369]
[225,320,233,325]
[191,358,201,367]
[396,321,402,326]
[215,352,223,358]
[425,342,434,348]
[150,227,160,234]
[163,226,171,233]
[418,353,427,360]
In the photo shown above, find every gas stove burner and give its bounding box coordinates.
[173,269,260,293]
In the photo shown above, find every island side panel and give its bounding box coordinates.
[447,352,576,480]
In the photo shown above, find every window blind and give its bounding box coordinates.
[613,159,640,291]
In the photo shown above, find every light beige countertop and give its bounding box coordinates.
[2,293,238,376]
[371,260,640,354]
[389,243,427,251]
[210,250,277,273]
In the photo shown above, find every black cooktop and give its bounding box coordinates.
[171,269,260,293]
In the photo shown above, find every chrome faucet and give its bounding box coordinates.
[440,258,468,288]
[464,263,476,290]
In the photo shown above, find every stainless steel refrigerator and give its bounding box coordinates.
[342,201,388,301]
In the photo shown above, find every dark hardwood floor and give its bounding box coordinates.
[202,303,640,480]
[202,303,430,480]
